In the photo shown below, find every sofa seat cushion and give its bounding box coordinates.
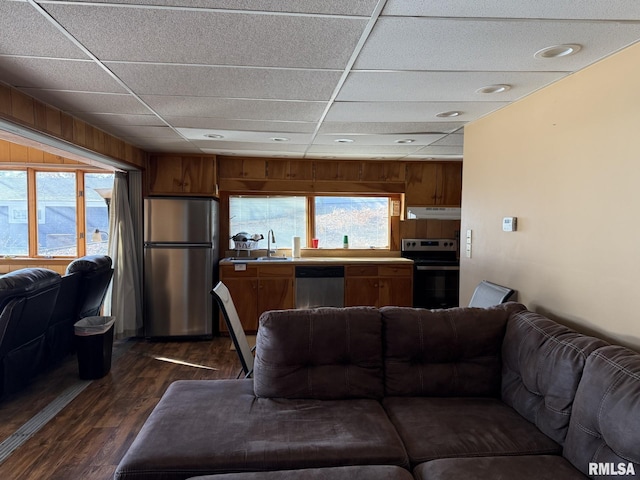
[114,379,408,480]
[414,455,587,480]
[254,307,384,399]
[383,396,560,466]
[381,303,525,397]
[563,345,640,477]
[186,465,414,480]
[501,309,608,445]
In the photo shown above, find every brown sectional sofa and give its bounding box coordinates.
[114,303,640,480]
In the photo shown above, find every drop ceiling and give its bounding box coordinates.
[2,0,640,160]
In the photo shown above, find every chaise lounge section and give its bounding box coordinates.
[114,303,639,480]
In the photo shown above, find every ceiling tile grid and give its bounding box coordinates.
[0,0,639,159]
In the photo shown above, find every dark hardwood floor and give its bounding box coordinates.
[0,336,238,480]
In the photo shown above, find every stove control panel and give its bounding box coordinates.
[401,238,458,252]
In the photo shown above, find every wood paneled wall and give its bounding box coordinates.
[0,138,85,167]
[218,156,406,194]
[0,84,144,169]
[216,156,463,252]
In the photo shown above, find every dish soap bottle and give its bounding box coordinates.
[343,235,349,249]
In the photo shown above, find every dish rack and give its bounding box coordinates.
[232,239,259,256]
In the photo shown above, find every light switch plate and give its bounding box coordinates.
[503,217,517,232]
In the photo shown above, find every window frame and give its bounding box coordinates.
[0,167,112,259]
[228,192,395,250]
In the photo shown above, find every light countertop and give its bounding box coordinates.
[219,256,413,266]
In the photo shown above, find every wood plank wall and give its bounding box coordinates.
[0,84,144,169]
[0,138,85,167]
[216,156,462,251]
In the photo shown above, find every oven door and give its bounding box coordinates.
[413,264,460,309]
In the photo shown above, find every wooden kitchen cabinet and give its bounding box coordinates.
[405,162,462,206]
[345,264,413,307]
[147,154,217,196]
[378,264,413,307]
[219,264,294,334]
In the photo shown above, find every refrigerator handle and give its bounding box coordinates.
[144,242,212,248]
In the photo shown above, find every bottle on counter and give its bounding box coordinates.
[343,235,349,249]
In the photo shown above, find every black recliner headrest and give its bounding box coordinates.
[66,255,113,275]
[0,268,61,310]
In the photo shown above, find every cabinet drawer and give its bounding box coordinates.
[345,265,378,277]
[258,264,295,277]
[220,264,258,277]
[379,265,412,277]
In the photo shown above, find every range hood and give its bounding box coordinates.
[407,207,461,220]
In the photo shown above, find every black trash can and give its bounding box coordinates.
[74,316,115,380]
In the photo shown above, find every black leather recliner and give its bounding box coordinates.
[45,270,82,366]
[0,268,61,397]
[66,255,114,319]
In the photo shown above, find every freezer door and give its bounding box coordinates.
[144,246,213,337]
[144,198,213,243]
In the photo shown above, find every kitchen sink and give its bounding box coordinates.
[225,256,291,262]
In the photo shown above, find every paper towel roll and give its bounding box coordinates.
[292,236,301,258]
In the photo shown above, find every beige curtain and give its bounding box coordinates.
[104,172,142,337]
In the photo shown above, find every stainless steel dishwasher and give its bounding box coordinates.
[295,266,345,309]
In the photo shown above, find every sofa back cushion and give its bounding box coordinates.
[563,345,640,475]
[253,307,384,400]
[501,310,608,445]
[381,303,524,397]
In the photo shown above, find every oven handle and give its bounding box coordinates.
[416,266,460,271]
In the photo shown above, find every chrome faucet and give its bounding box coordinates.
[267,229,276,257]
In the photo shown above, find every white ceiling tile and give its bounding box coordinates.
[306,144,421,155]
[429,133,464,147]
[338,71,568,102]
[194,141,307,153]
[74,113,166,127]
[18,89,151,114]
[0,56,127,93]
[382,0,640,20]
[354,17,640,71]
[200,148,301,157]
[121,136,200,152]
[176,128,313,144]
[0,1,88,59]
[304,152,404,160]
[318,122,464,134]
[106,63,341,100]
[4,1,640,159]
[73,0,379,16]
[141,96,327,122]
[46,4,368,68]
[100,125,183,139]
[411,145,465,156]
[325,101,508,123]
[164,117,317,133]
[313,133,446,146]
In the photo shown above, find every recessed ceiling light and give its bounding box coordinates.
[270,137,290,142]
[534,44,582,59]
[335,138,354,143]
[204,133,224,139]
[321,156,337,159]
[476,84,511,94]
[395,139,415,144]
[436,111,461,118]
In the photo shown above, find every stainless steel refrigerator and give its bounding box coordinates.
[143,197,219,338]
